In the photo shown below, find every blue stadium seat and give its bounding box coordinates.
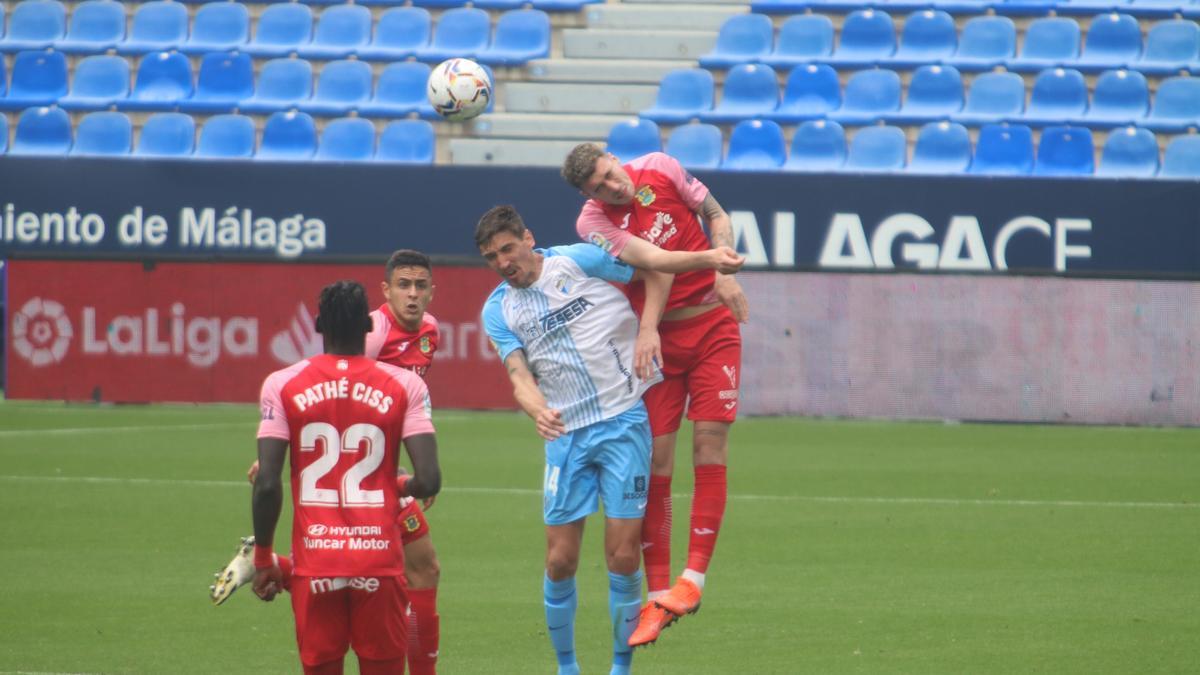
[845,125,907,172]
[183,2,250,55]
[10,106,71,155]
[72,110,132,156]
[358,7,432,61]
[0,50,68,111]
[181,52,254,113]
[240,58,314,114]
[1035,125,1094,176]
[947,16,1016,71]
[723,119,786,171]
[259,111,318,160]
[1119,0,1188,19]
[1135,20,1200,76]
[1011,18,1081,72]
[2,0,67,52]
[1145,76,1200,132]
[699,14,774,68]
[969,123,1034,174]
[59,54,130,111]
[59,0,126,54]
[784,119,846,171]
[772,63,841,123]
[1159,134,1200,178]
[122,51,194,111]
[1076,13,1142,72]
[316,117,376,161]
[955,71,1025,124]
[665,123,723,169]
[136,112,196,157]
[300,5,372,60]
[889,64,963,124]
[765,14,834,68]
[701,63,779,123]
[360,61,437,118]
[830,10,896,66]
[641,68,714,124]
[302,59,372,116]
[376,119,435,163]
[606,118,662,163]
[892,10,957,68]
[909,121,972,173]
[1024,68,1089,125]
[748,0,809,14]
[121,1,189,55]
[829,68,901,125]
[1096,126,1159,177]
[196,113,256,158]
[423,8,491,62]
[479,9,551,66]
[246,3,314,58]
[1087,69,1149,126]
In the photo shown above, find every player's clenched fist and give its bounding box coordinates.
[707,246,745,274]
[253,565,283,602]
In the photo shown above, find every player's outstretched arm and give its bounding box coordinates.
[401,433,441,500]
[698,193,750,322]
[622,236,744,275]
[503,350,566,441]
[251,438,287,601]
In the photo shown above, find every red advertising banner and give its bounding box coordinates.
[5,260,514,408]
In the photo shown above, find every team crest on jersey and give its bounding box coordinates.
[588,232,613,252]
[419,336,432,354]
[336,359,349,370]
[634,185,655,206]
[553,274,573,295]
[404,515,421,532]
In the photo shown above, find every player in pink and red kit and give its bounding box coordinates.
[562,145,750,647]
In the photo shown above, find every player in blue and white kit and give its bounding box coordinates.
[475,205,741,675]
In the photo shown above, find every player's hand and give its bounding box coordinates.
[634,328,663,382]
[534,408,566,441]
[714,273,749,323]
[252,565,283,602]
[246,460,260,485]
[708,247,745,275]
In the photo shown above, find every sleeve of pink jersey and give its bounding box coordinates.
[650,152,709,211]
[398,372,436,438]
[256,371,291,440]
[364,308,387,360]
[575,200,635,257]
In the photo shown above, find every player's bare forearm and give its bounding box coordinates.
[504,350,565,440]
[251,438,287,549]
[625,237,744,274]
[701,194,735,251]
[640,271,672,333]
[402,433,441,499]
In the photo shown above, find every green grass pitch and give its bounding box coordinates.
[0,400,1197,674]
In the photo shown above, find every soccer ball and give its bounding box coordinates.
[427,58,493,122]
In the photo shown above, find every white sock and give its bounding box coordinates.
[681,569,706,590]
[647,590,667,602]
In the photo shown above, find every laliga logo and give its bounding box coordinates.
[12,298,72,367]
[307,524,329,536]
[271,303,323,364]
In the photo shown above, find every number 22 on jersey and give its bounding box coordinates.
[298,422,388,508]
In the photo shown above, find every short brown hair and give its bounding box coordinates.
[475,205,527,249]
[561,143,605,189]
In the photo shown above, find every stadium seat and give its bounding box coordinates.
[59,0,126,54]
[196,114,256,158]
[830,10,896,66]
[969,123,1034,174]
[829,68,901,125]
[889,64,963,124]
[1024,68,1089,125]
[479,9,551,66]
[948,16,1017,71]
[246,3,314,58]
[723,119,785,171]
[423,7,491,62]
[183,2,250,55]
[1159,134,1200,178]
[358,7,432,61]
[1136,20,1200,76]
[181,52,254,113]
[1035,125,1094,176]
[9,106,71,155]
[606,118,662,163]
[1087,69,1149,126]
[316,117,377,161]
[1096,126,1159,177]
[701,63,779,123]
[699,13,774,68]
[909,121,972,173]
[121,1,189,55]
[748,0,807,13]
[641,69,714,124]
[955,71,1025,124]
[1076,13,1142,72]
[784,119,846,171]
[376,119,435,163]
[772,63,841,123]
[240,58,314,114]
[302,59,373,116]
[845,125,907,172]
[300,5,372,60]
[765,15,834,68]
[0,50,69,111]
[59,54,130,111]
[71,110,132,156]
[1011,18,1081,72]
[2,0,67,52]
[122,51,194,111]
[892,10,957,68]
[360,61,437,118]
[136,112,196,157]
[665,123,723,169]
[1145,76,1200,132]
[258,111,318,160]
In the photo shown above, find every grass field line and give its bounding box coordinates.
[0,422,254,437]
[1,474,1194,510]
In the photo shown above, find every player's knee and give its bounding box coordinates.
[692,423,730,466]
[606,547,640,575]
[545,551,579,580]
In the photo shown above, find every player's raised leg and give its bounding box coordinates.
[545,520,584,675]
[210,536,294,605]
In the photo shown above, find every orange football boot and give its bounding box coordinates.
[654,576,702,617]
[627,602,679,648]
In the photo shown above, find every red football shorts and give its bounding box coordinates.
[397,498,430,544]
[644,305,742,437]
[290,575,408,667]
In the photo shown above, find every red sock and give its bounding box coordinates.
[358,656,405,675]
[407,587,439,675]
[686,464,727,574]
[642,474,673,594]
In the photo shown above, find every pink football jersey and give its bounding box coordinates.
[365,306,439,378]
